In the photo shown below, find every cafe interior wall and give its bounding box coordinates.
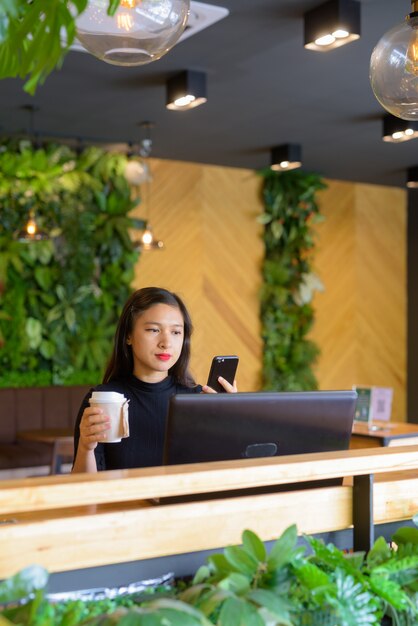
[133,158,407,421]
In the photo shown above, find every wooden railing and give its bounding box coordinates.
[0,446,417,579]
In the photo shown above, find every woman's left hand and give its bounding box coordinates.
[202,377,238,393]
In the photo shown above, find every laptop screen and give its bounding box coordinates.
[163,390,357,466]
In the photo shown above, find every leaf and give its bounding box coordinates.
[392,526,418,546]
[207,554,234,577]
[217,573,251,594]
[196,589,232,617]
[107,0,122,16]
[271,220,284,240]
[224,546,259,576]
[0,565,48,603]
[247,589,292,624]
[370,575,411,611]
[39,339,55,360]
[25,317,43,349]
[256,213,273,225]
[268,524,298,570]
[242,530,267,562]
[218,597,262,626]
[146,598,212,626]
[193,566,211,584]
[329,570,380,626]
[34,266,53,291]
[367,536,392,568]
[294,561,330,591]
[64,307,76,331]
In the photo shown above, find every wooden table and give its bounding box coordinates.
[350,421,418,449]
[17,428,74,474]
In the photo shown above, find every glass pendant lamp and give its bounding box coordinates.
[370,1,418,120]
[76,0,190,66]
[15,211,49,242]
[131,122,164,251]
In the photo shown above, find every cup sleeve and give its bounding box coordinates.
[122,400,130,438]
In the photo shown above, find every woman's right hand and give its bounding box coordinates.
[78,407,110,451]
[202,377,238,394]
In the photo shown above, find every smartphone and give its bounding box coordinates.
[206,355,239,393]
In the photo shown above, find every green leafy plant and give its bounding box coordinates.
[0,139,144,388]
[258,169,327,391]
[0,1,122,94]
[2,522,417,626]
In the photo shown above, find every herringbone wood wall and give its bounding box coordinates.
[132,159,264,392]
[310,182,407,421]
[132,160,407,420]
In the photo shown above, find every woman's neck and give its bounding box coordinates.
[132,369,169,384]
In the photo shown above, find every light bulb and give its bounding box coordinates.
[137,227,164,250]
[15,213,49,242]
[141,228,154,245]
[76,0,190,67]
[406,27,418,75]
[116,13,135,32]
[271,160,302,172]
[174,94,195,107]
[26,218,37,236]
[370,5,418,120]
[315,34,336,46]
[332,29,349,39]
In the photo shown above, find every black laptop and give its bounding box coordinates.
[161,390,357,500]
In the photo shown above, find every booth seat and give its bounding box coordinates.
[0,385,89,474]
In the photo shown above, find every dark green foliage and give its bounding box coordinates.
[258,169,327,391]
[1,524,417,626]
[0,140,143,387]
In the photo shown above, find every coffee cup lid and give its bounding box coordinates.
[90,391,126,403]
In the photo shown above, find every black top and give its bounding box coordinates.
[74,375,202,471]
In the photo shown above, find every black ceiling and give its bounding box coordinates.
[1,0,417,188]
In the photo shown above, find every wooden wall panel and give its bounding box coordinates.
[355,184,407,422]
[132,159,263,391]
[310,182,357,389]
[311,181,407,421]
[132,160,406,419]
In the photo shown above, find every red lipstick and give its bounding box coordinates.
[156,354,171,361]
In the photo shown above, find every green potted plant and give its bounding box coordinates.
[1,520,416,626]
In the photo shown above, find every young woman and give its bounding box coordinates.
[72,287,237,473]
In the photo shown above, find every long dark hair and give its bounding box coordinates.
[103,287,196,387]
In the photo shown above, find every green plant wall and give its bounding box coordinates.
[0,140,143,388]
[259,169,326,391]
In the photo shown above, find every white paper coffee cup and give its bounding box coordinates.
[89,391,129,443]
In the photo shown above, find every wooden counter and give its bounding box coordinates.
[0,446,417,580]
[351,421,418,448]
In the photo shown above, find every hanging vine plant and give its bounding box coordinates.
[0,139,144,388]
[258,169,327,391]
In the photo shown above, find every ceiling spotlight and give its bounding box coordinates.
[407,166,418,188]
[271,144,302,172]
[75,0,190,67]
[382,114,418,142]
[166,70,207,111]
[304,0,360,51]
[370,1,418,121]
